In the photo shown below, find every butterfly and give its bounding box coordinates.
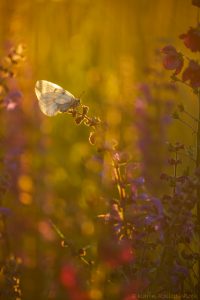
[35,80,80,116]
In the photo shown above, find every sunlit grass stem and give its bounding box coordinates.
[112,161,126,203]
[111,158,129,239]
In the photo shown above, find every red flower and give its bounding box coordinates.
[192,0,200,8]
[161,45,184,75]
[182,60,200,88]
[123,294,138,300]
[180,27,200,52]
[60,264,77,289]
[99,239,134,268]
[60,264,89,300]
[122,279,149,300]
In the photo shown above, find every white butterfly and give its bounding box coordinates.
[35,80,80,116]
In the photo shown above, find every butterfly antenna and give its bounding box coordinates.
[78,90,85,99]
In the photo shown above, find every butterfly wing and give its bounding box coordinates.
[35,80,75,99]
[37,93,61,116]
[35,80,77,116]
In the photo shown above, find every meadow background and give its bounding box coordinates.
[0,0,199,299]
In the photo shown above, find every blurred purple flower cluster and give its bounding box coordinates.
[0,44,25,299]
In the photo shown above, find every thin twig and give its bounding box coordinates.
[183,110,199,122]
[178,118,197,133]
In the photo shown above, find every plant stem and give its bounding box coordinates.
[173,150,177,194]
[196,89,200,296]
[112,162,126,203]
[112,160,129,238]
[0,212,11,260]
[178,118,196,133]
[183,110,199,122]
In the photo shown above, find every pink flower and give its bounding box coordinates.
[4,90,22,110]
[161,45,184,75]
[180,27,200,52]
[182,60,200,88]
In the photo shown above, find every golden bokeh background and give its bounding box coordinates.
[0,0,198,299]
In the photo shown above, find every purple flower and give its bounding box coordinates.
[4,90,22,110]
[150,197,163,215]
[137,83,152,103]
[133,177,145,186]
[0,206,12,216]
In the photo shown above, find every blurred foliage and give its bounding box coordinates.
[0,0,199,299]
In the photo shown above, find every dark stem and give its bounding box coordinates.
[183,110,199,122]
[196,89,200,295]
[173,150,177,194]
[195,10,200,294]
[196,91,200,166]
[0,212,11,260]
[178,118,196,133]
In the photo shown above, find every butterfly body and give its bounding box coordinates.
[35,80,80,116]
